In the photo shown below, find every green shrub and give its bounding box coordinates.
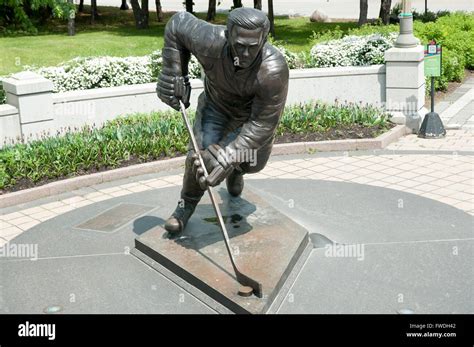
[447,31,474,69]
[415,13,474,68]
[427,47,466,91]
[347,23,399,37]
[310,26,345,44]
[149,50,162,78]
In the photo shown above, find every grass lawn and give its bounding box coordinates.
[0,6,358,76]
[272,17,357,52]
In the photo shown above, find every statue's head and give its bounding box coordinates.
[225,8,270,68]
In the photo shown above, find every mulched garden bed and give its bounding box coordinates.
[274,123,394,144]
[1,122,395,195]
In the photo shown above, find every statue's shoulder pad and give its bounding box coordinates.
[191,25,226,58]
[258,44,290,82]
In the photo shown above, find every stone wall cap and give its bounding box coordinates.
[0,104,19,117]
[2,71,53,95]
[10,71,46,80]
[384,45,425,62]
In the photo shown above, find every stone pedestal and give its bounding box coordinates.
[133,188,312,314]
[2,71,54,140]
[385,45,427,133]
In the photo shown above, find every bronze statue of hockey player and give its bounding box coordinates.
[156,8,289,234]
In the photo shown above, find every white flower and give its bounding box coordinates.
[309,32,397,68]
[27,55,154,92]
[272,44,304,69]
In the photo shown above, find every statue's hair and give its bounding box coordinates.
[227,7,270,36]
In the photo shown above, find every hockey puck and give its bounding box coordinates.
[237,286,253,297]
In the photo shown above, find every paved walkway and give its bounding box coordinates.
[1,150,472,244]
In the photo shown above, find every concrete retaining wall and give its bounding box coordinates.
[0,58,422,147]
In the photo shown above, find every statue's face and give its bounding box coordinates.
[228,26,264,68]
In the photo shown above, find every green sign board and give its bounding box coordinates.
[424,42,442,77]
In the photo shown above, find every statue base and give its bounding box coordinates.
[132,188,312,314]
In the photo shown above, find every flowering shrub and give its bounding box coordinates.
[149,50,163,79]
[150,49,202,79]
[272,44,306,69]
[188,55,202,79]
[18,50,203,95]
[25,56,154,92]
[308,33,397,67]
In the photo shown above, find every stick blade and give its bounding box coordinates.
[236,272,263,298]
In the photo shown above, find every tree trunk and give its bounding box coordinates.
[207,0,216,21]
[254,0,262,10]
[233,0,242,9]
[185,0,193,13]
[268,0,275,37]
[67,0,75,36]
[130,0,149,28]
[120,0,129,10]
[141,0,148,24]
[91,0,98,24]
[358,0,368,26]
[379,0,392,24]
[78,0,84,12]
[155,0,163,21]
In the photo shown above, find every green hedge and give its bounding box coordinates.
[415,13,474,90]
[0,101,391,190]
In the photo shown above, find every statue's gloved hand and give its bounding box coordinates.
[157,74,191,111]
[192,144,235,190]
[156,47,191,110]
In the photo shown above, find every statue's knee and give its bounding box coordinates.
[240,147,271,174]
[241,161,266,174]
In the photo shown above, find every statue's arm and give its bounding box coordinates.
[162,11,219,76]
[228,57,289,154]
[157,11,220,109]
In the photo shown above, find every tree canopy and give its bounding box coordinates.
[0,0,74,33]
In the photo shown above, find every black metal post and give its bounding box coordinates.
[418,75,446,138]
[431,76,435,112]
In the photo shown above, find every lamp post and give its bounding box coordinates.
[395,0,420,48]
